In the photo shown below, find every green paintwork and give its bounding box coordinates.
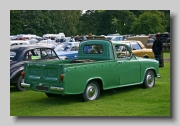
[22,40,160,95]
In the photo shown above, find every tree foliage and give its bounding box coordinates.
[10,10,170,36]
[130,11,166,34]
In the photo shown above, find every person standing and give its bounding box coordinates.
[75,35,79,42]
[70,36,75,42]
[152,33,163,67]
[47,37,51,43]
[82,34,87,41]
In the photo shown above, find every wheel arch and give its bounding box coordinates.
[141,68,157,83]
[143,55,149,58]
[86,77,103,91]
[10,68,24,83]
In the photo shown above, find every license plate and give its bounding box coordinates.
[35,85,48,91]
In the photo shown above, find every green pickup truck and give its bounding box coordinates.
[21,39,160,101]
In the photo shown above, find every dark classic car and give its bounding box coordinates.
[10,45,60,91]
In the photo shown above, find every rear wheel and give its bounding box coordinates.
[45,92,62,98]
[143,70,155,88]
[16,76,26,91]
[82,81,100,101]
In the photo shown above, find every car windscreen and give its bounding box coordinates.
[54,43,72,51]
[10,51,16,61]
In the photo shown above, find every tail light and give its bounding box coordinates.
[21,71,25,79]
[60,74,64,82]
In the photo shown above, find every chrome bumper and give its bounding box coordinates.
[21,83,64,92]
[50,86,64,92]
[21,83,31,87]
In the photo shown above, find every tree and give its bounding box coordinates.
[10,10,24,35]
[130,11,166,35]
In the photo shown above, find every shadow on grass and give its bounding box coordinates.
[10,86,19,93]
[100,84,143,99]
[27,84,144,106]
[29,94,83,106]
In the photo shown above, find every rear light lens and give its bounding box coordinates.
[21,71,25,79]
[60,74,64,82]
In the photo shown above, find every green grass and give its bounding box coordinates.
[163,51,170,59]
[10,62,170,117]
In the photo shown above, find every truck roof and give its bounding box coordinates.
[81,39,128,48]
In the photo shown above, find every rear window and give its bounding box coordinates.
[83,44,103,54]
[10,51,16,61]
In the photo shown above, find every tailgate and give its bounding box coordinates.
[25,63,62,83]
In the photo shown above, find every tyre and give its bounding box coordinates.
[45,92,62,98]
[143,70,155,88]
[83,81,100,101]
[16,76,26,91]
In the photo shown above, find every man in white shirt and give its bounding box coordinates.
[47,37,52,43]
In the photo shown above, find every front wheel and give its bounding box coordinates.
[82,81,100,101]
[143,70,155,88]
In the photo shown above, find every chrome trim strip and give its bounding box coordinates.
[118,83,141,88]
[21,83,30,87]
[50,86,64,92]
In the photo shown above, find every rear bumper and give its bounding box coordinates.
[21,83,64,92]
[21,83,30,87]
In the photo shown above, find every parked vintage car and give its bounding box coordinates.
[10,40,30,46]
[54,42,80,60]
[118,40,154,59]
[21,38,160,101]
[36,40,57,49]
[10,45,60,91]
[105,36,124,41]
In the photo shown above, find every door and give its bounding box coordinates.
[116,45,141,85]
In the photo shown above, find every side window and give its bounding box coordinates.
[114,37,119,41]
[24,49,41,60]
[43,48,57,59]
[71,46,79,51]
[83,44,103,54]
[131,42,142,50]
[11,43,18,46]
[41,48,48,59]
[119,37,123,41]
[116,45,131,59]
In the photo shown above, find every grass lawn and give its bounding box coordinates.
[163,51,170,59]
[10,51,171,116]
[10,61,170,117]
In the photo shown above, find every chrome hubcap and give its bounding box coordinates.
[86,84,98,100]
[146,72,154,87]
